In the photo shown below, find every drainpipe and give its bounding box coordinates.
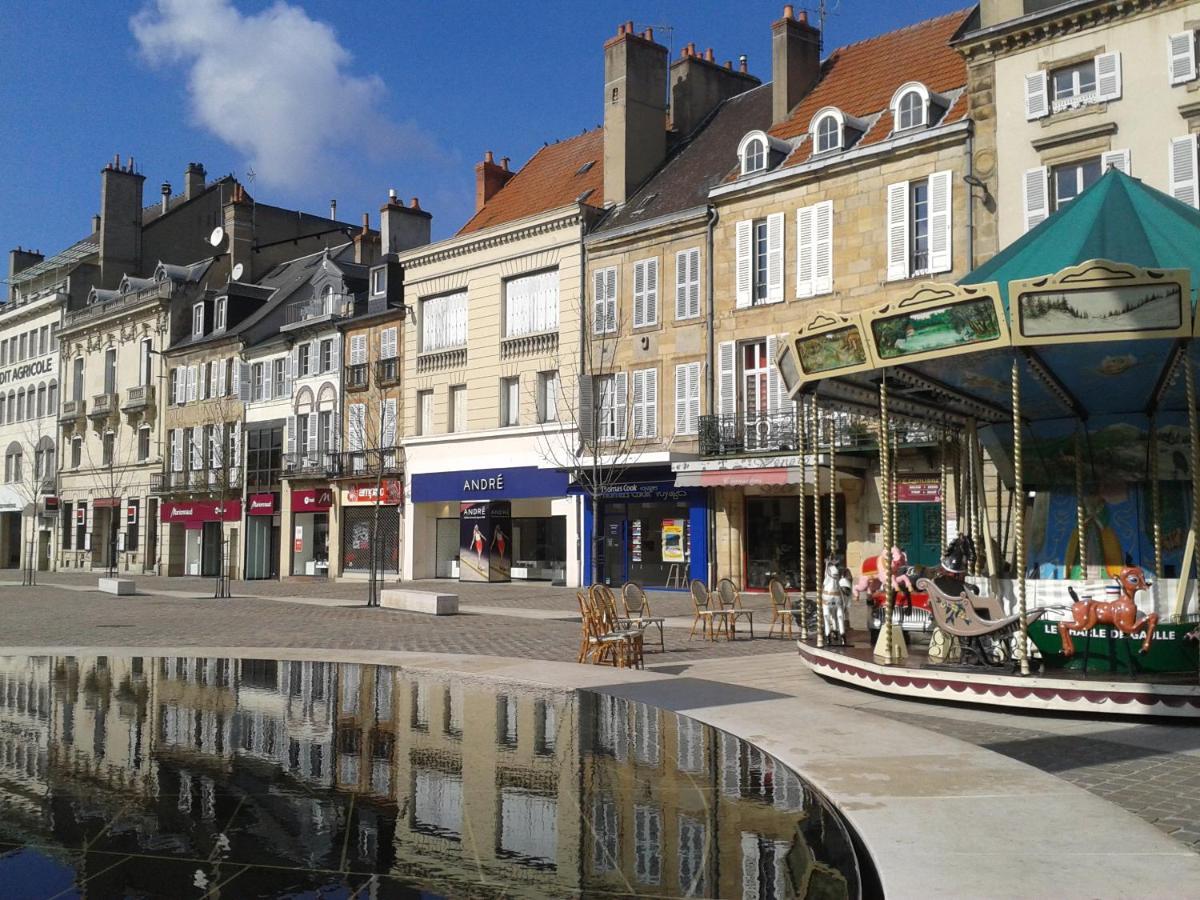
[966,129,975,271]
[704,204,718,587]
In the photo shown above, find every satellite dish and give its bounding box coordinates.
[231,262,244,281]
[209,226,226,248]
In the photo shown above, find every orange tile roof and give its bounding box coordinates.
[769,8,972,166]
[457,128,604,235]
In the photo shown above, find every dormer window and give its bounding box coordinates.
[891,83,928,131]
[371,267,386,296]
[742,137,766,174]
[736,131,790,178]
[321,284,334,315]
[214,297,227,332]
[813,111,843,154]
[192,302,204,338]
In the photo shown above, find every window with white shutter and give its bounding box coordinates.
[886,181,910,281]
[1169,31,1197,86]
[735,220,752,308]
[633,258,658,327]
[380,327,398,359]
[420,291,468,351]
[349,403,366,452]
[211,423,224,469]
[1095,52,1121,101]
[1169,135,1199,208]
[1024,70,1048,120]
[674,362,701,435]
[171,427,183,472]
[381,398,397,447]
[927,170,953,274]
[505,269,560,337]
[190,428,203,470]
[350,334,368,365]
[796,201,833,297]
[186,366,197,402]
[592,267,617,334]
[597,373,627,441]
[717,341,736,419]
[765,335,784,414]
[632,368,657,438]
[1023,166,1050,232]
[675,248,700,320]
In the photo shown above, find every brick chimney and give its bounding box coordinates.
[222,182,254,281]
[771,5,821,126]
[99,154,145,288]
[670,43,760,137]
[353,212,381,265]
[603,22,669,207]
[379,190,432,254]
[475,151,515,212]
[8,248,43,302]
[184,162,206,200]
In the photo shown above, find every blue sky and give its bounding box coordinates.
[0,0,969,265]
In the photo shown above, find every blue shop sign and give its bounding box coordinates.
[412,466,568,503]
[569,480,692,502]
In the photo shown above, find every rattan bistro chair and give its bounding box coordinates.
[689,580,732,641]
[716,578,755,639]
[578,590,643,668]
[767,578,797,639]
[621,582,666,651]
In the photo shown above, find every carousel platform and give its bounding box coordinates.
[797,632,1200,718]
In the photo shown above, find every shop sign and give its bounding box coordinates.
[574,480,689,502]
[126,504,138,525]
[248,493,276,515]
[0,357,53,386]
[894,481,941,503]
[346,480,403,505]
[292,488,333,511]
[160,499,242,526]
[93,497,121,508]
[43,496,58,511]
[411,466,568,503]
[75,507,85,524]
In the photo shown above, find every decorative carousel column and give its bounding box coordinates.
[1186,357,1200,610]
[1150,418,1162,581]
[878,374,898,662]
[1074,430,1087,579]
[939,433,949,557]
[812,398,825,648]
[829,409,838,563]
[798,398,809,641]
[1013,358,1030,676]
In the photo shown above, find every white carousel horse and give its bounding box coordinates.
[821,560,851,644]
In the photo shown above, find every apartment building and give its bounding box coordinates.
[957,0,1200,248]
[399,142,603,584]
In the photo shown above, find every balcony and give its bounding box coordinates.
[500,331,558,360]
[346,363,369,392]
[152,468,242,494]
[375,357,401,386]
[59,398,85,425]
[121,384,155,413]
[699,412,800,457]
[416,347,466,374]
[89,393,117,421]
[282,293,355,329]
[332,449,402,479]
[64,279,173,327]
[283,452,341,478]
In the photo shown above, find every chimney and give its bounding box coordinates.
[603,22,669,206]
[379,192,432,254]
[184,162,206,200]
[222,183,255,282]
[670,40,761,137]
[91,214,101,233]
[330,199,337,220]
[771,5,821,125]
[99,155,145,288]
[8,248,44,302]
[160,182,171,214]
[353,212,380,265]
[474,151,515,212]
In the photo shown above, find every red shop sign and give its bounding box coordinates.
[347,480,403,505]
[93,497,122,508]
[160,499,242,527]
[292,488,333,511]
[893,481,941,503]
[248,493,277,515]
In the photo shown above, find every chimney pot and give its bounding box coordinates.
[484,150,494,163]
[643,27,653,41]
[330,199,337,219]
[625,19,633,33]
[160,182,171,214]
[410,197,420,210]
[798,10,807,23]
[501,156,510,171]
[388,188,397,200]
[738,54,748,73]
[361,212,369,232]
[705,47,714,62]
[783,4,794,18]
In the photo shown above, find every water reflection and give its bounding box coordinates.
[0,654,863,898]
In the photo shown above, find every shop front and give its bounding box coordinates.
[160,499,242,577]
[244,493,280,580]
[409,466,569,583]
[579,470,708,589]
[340,479,403,578]
[289,487,332,577]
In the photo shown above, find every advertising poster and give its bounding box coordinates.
[662,519,685,562]
[459,501,491,582]
[489,500,512,582]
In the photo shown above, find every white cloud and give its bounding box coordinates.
[132,0,431,188]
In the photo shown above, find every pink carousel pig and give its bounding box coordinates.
[854,546,914,597]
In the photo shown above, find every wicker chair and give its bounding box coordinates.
[578,589,643,668]
[767,578,797,639]
[689,579,732,641]
[716,578,755,639]
[621,582,666,651]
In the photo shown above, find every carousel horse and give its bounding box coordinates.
[1057,566,1157,657]
[854,546,914,596]
[821,559,851,644]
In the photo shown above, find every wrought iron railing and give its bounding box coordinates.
[152,468,242,493]
[699,412,801,456]
[283,452,341,477]
[375,358,400,386]
[332,449,402,478]
[346,363,369,391]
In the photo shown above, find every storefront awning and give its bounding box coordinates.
[675,467,803,488]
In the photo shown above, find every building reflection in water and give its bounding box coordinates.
[0,654,862,898]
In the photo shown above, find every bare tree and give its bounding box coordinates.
[345,367,400,608]
[189,390,243,598]
[80,415,137,578]
[10,416,56,586]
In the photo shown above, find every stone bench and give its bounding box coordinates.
[380,589,458,615]
[98,578,136,596]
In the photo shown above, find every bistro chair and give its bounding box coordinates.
[578,590,643,668]
[716,578,755,639]
[767,578,796,639]
[621,582,666,651]
[689,579,732,641]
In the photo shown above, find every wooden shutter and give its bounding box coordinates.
[331,409,340,452]
[290,346,299,383]
[886,181,909,281]
[190,429,202,470]
[330,337,341,372]
[348,404,365,451]
[262,360,273,400]
[813,201,833,294]
[235,362,248,401]
[382,398,397,447]
[1169,31,1197,86]
[188,366,198,402]
[592,270,607,334]
[351,335,367,364]
[578,375,594,444]
[286,415,296,456]
[765,334,783,414]
[604,268,617,332]
[675,248,699,319]
[174,368,185,404]
[215,359,226,397]
[735,220,752,308]
[308,412,319,456]
[765,212,783,303]
[644,258,658,325]
[1095,52,1121,101]
[687,248,700,318]
[171,427,183,472]
[1023,166,1050,232]
[382,327,398,359]
[644,368,657,438]
[718,341,736,419]
[231,427,241,471]
[928,170,953,274]
[1024,70,1048,120]
[632,369,645,437]
[282,353,292,394]
[675,364,689,435]
[795,205,815,298]
[1101,149,1131,175]
[614,371,628,439]
[1169,135,1199,208]
[633,260,646,327]
[211,423,224,468]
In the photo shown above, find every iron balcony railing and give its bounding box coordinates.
[346,363,369,391]
[283,452,342,477]
[152,468,243,493]
[332,449,402,478]
[284,293,354,326]
[699,412,801,457]
[375,357,400,386]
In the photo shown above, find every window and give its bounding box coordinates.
[420,291,467,351]
[138,426,150,462]
[126,499,139,552]
[596,373,627,441]
[62,502,73,550]
[536,371,558,424]
[24,390,32,421]
[1052,157,1102,210]
[504,270,559,337]
[754,219,769,302]
[634,806,662,885]
[734,213,782,308]
[169,368,179,405]
[49,323,58,351]
[252,362,265,401]
[592,267,617,334]
[298,343,311,376]
[47,381,57,414]
[295,414,310,455]
[675,248,700,320]
[417,389,433,436]
[318,410,333,453]
[246,425,283,490]
[272,358,286,398]
[103,348,117,395]
[632,258,658,328]
[814,113,841,154]
[1,341,7,366]
[102,431,114,466]
[741,137,765,174]
[380,327,398,360]
[18,333,26,361]
[140,339,153,386]
[450,384,466,433]
[674,362,700,435]
[500,376,519,427]
[795,201,833,298]
[71,436,81,469]
[896,89,925,130]
[1026,53,1121,119]
[320,339,333,372]
[631,369,657,439]
[75,501,86,549]
[38,325,48,355]
[1051,60,1097,107]
[886,171,952,280]
[4,447,20,483]
[72,357,84,402]
[35,384,45,418]
[371,267,386,295]
[192,302,204,337]
[214,297,227,332]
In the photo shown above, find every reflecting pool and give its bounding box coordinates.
[0,654,867,898]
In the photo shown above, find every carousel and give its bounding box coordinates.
[778,169,1200,717]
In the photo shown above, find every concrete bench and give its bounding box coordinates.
[380,589,458,615]
[98,578,136,596]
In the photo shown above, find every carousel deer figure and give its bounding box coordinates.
[1057,566,1158,656]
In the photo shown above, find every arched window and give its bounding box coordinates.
[47,381,57,416]
[5,391,13,423]
[15,389,24,423]
[741,137,766,175]
[814,113,841,154]
[321,284,335,315]
[890,82,931,132]
[5,442,21,484]
[25,391,34,421]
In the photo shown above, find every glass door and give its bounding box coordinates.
[741,341,769,450]
[601,506,627,586]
